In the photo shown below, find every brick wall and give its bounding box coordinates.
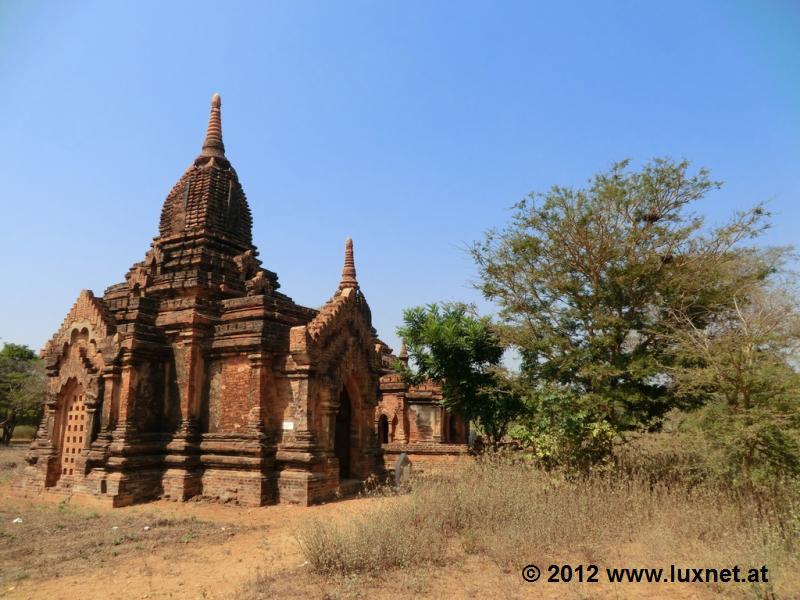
[207,356,251,433]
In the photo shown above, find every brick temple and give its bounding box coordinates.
[22,94,467,506]
[378,345,470,466]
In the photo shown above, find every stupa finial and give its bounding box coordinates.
[200,93,225,158]
[339,237,358,290]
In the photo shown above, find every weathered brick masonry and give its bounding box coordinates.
[21,94,468,507]
[376,345,470,469]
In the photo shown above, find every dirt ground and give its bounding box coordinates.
[0,446,720,600]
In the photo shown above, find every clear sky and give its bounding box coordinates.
[0,0,798,354]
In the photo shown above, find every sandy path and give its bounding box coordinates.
[2,493,392,600]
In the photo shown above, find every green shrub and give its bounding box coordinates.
[508,386,616,471]
[686,400,800,489]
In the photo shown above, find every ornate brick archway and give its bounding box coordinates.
[55,379,87,481]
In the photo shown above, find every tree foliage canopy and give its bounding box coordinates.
[472,158,776,439]
[0,342,45,442]
[670,285,800,484]
[396,303,524,445]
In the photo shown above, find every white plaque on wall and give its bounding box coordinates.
[282,421,295,431]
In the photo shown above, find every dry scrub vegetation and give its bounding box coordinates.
[294,451,800,599]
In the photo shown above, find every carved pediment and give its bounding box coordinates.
[290,287,380,370]
[44,290,118,367]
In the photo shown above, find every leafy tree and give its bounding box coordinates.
[474,367,528,447]
[669,285,800,485]
[0,343,45,444]
[396,303,524,446]
[509,385,616,472]
[472,158,774,455]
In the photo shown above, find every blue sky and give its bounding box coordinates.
[0,0,798,354]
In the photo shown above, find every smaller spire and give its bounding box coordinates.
[339,237,358,290]
[399,341,408,364]
[200,93,225,158]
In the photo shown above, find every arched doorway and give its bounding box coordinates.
[378,414,389,444]
[334,387,352,478]
[57,381,87,481]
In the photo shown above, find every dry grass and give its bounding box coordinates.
[296,453,800,598]
[10,426,36,441]
[297,499,449,576]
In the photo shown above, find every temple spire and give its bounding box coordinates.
[339,237,358,290]
[399,341,408,364]
[200,93,225,158]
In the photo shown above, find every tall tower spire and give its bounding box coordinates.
[339,237,358,290]
[200,93,225,158]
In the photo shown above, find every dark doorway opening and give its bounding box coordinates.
[334,388,352,478]
[448,414,459,443]
[378,414,389,444]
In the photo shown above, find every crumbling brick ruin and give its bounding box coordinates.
[377,344,470,467]
[22,94,467,506]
